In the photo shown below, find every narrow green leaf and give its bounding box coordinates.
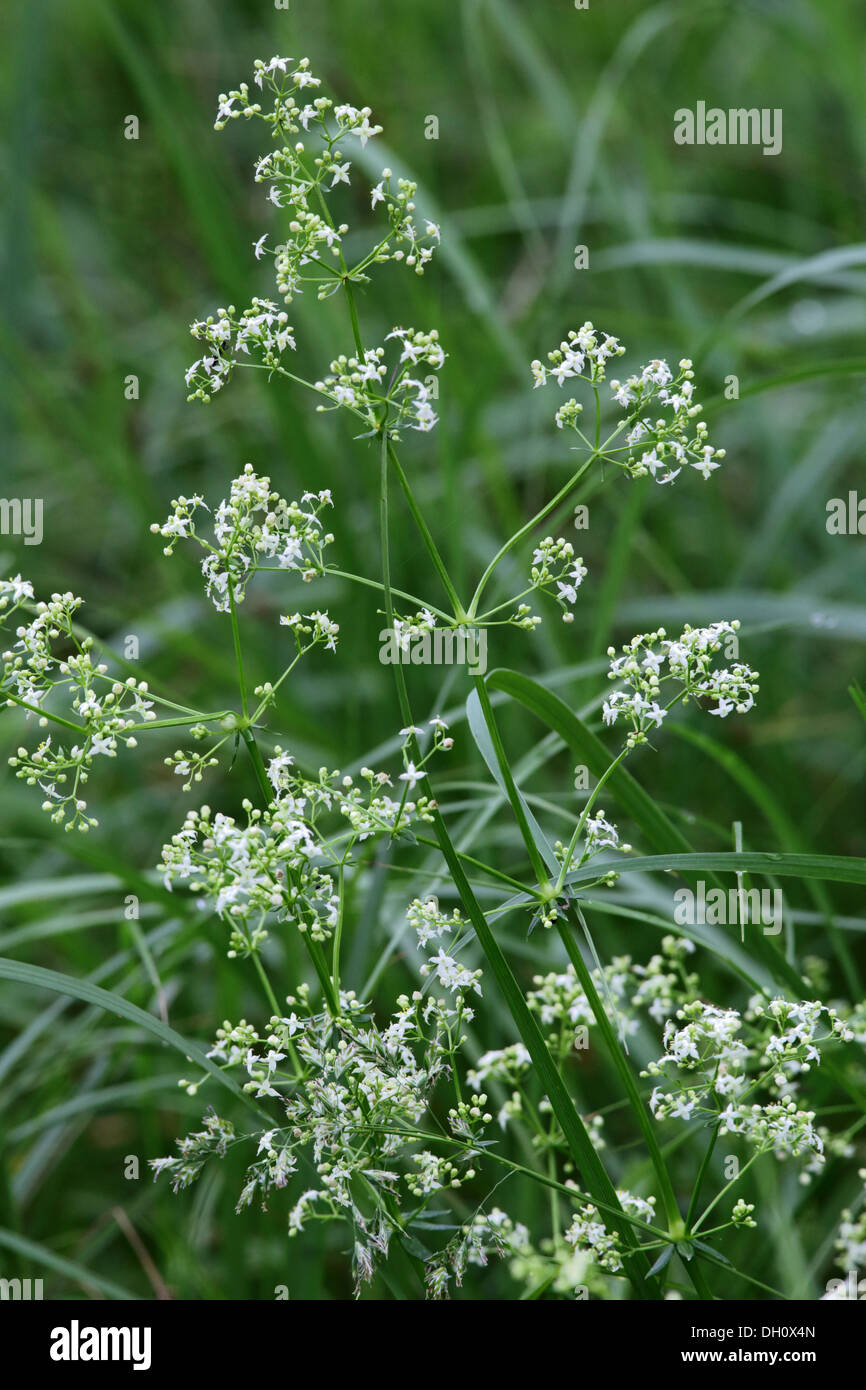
[0,1228,137,1300]
[647,1243,675,1277]
[563,850,866,891]
[484,667,705,869]
[0,958,267,1117]
[429,808,659,1297]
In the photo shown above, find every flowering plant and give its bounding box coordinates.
[3,52,865,1304]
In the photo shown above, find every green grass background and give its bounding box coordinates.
[0,0,864,1298]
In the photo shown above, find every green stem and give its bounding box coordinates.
[688,1260,715,1300]
[304,935,341,1017]
[377,433,658,1297]
[557,904,682,1232]
[253,954,280,1017]
[430,805,658,1296]
[553,747,629,893]
[692,1149,762,1234]
[332,860,346,1000]
[472,674,551,891]
[386,441,465,617]
[685,1111,721,1232]
[126,712,232,732]
[239,726,340,1017]
[228,590,249,720]
[240,727,272,804]
[325,568,452,624]
[2,693,85,733]
[468,450,600,617]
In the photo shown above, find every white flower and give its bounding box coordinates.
[691,448,721,481]
[670,1094,696,1120]
[1,575,34,604]
[267,749,295,792]
[423,949,482,996]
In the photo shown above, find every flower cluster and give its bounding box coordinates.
[582,810,630,859]
[424,1207,531,1299]
[564,1191,657,1274]
[528,957,639,1049]
[2,583,157,830]
[467,1043,532,1092]
[154,975,485,1296]
[553,810,633,890]
[1,585,82,712]
[313,328,445,434]
[757,998,853,1083]
[530,323,625,390]
[610,359,724,485]
[630,936,700,1025]
[160,749,438,952]
[644,997,853,1170]
[193,57,436,378]
[532,327,723,488]
[829,1171,866,1275]
[150,1109,236,1192]
[474,939,856,1193]
[234,59,438,285]
[160,800,338,951]
[508,1235,612,1300]
[731,1197,757,1227]
[389,607,437,652]
[410,897,482,997]
[185,300,296,402]
[369,170,441,275]
[603,621,759,748]
[646,1001,750,1114]
[394,716,454,794]
[526,536,588,624]
[151,466,335,612]
[278,609,340,654]
[0,574,35,618]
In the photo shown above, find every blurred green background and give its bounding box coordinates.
[0,0,864,1298]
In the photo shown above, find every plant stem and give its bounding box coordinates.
[253,954,280,1017]
[386,440,465,616]
[692,1149,762,1234]
[468,450,599,616]
[553,746,629,893]
[240,727,272,804]
[472,673,551,891]
[239,725,340,1017]
[686,1113,720,1232]
[557,903,682,1232]
[228,590,249,720]
[3,693,85,733]
[325,567,453,624]
[378,431,659,1296]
